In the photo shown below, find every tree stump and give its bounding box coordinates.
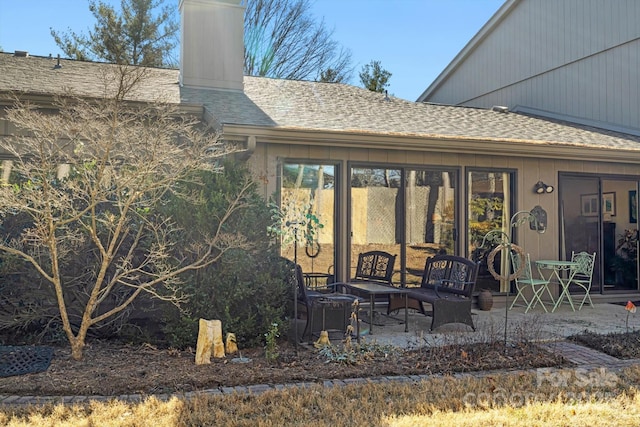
[195,319,225,365]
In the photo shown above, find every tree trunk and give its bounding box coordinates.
[69,336,85,361]
[66,314,91,361]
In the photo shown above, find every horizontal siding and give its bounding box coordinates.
[463,42,640,129]
[426,0,640,130]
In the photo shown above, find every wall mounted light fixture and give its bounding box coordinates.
[533,180,554,194]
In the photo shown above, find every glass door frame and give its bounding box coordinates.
[465,167,517,294]
[277,159,341,282]
[347,162,461,288]
[558,172,640,295]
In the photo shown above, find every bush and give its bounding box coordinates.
[159,160,291,349]
[0,160,293,349]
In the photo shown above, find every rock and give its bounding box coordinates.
[226,333,238,354]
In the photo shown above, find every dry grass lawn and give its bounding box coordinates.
[2,366,640,426]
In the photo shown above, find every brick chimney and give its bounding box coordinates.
[179,0,244,91]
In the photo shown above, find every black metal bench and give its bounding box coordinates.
[388,254,478,331]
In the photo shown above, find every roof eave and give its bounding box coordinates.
[222,124,640,164]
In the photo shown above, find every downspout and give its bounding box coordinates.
[239,135,256,160]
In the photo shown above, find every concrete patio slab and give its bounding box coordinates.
[347,303,638,349]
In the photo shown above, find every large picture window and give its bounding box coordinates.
[404,169,456,285]
[350,167,401,279]
[349,166,457,287]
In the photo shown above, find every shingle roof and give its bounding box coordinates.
[2,52,640,152]
[0,53,180,103]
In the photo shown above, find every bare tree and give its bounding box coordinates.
[318,68,344,83]
[244,0,352,81]
[0,66,251,360]
[51,0,178,67]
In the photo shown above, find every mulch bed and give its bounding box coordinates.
[0,339,567,396]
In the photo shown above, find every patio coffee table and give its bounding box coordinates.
[341,282,409,334]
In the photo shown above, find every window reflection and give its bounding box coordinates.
[468,170,514,292]
[280,163,335,280]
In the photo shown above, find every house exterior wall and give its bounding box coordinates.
[249,140,640,282]
[422,0,640,133]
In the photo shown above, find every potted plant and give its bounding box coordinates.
[477,289,494,311]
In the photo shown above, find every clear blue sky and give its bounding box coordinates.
[0,0,504,101]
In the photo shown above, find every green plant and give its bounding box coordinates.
[612,229,639,285]
[159,161,291,349]
[264,322,280,362]
[0,73,246,360]
[469,196,504,248]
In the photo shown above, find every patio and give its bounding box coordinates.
[332,302,638,349]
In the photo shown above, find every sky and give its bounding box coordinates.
[0,0,504,101]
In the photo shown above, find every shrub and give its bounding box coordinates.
[159,160,291,349]
[0,160,292,350]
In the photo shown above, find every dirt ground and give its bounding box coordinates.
[0,339,566,397]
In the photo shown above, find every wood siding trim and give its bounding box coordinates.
[222,125,640,165]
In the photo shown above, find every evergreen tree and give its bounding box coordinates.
[359,60,392,93]
[51,0,178,67]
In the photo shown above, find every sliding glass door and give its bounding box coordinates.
[560,175,639,294]
[601,179,638,292]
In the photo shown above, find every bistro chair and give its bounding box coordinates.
[570,251,596,309]
[510,252,553,313]
[351,250,397,286]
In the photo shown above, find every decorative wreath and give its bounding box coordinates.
[305,240,321,258]
[487,243,525,282]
